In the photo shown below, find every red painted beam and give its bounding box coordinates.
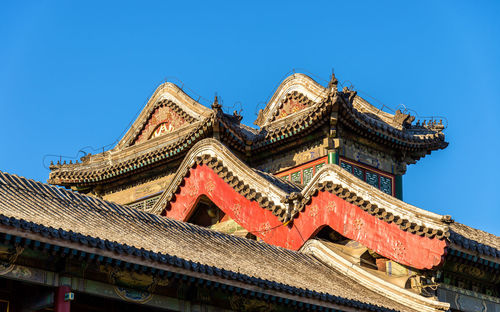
[164,164,447,269]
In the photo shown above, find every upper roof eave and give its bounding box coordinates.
[337,90,448,153]
[48,73,449,187]
[48,117,215,186]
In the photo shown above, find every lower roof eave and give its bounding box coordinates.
[448,242,500,266]
[0,224,398,312]
[301,240,450,312]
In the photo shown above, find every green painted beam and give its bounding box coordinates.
[395,175,403,200]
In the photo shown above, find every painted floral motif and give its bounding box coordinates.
[326,201,337,213]
[107,266,168,304]
[10,266,31,279]
[186,183,199,197]
[308,205,319,217]
[392,240,406,259]
[259,222,272,236]
[352,218,365,231]
[232,203,241,218]
[205,180,216,196]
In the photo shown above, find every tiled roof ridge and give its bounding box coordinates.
[48,130,498,256]
[252,169,304,193]
[0,171,95,207]
[452,222,500,241]
[155,144,500,261]
[253,72,447,152]
[236,122,259,135]
[0,172,167,229]
[115,81,213,150]
[48,92,331,185]
[299,180,448,239]
[217,115,250,150]
[252,92,332,149]
[253,88,448,153]
[254,73,328,128]
[152,138,294,216]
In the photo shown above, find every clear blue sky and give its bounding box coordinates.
[1,1,499,235]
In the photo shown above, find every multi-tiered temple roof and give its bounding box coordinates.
[1,170,445,312]
[0,72,497,311]
[48,73,447,188]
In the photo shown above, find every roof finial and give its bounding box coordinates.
[328,69,338,92]
[212,93,222,111]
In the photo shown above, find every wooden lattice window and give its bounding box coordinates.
[128,194,162,211]
[339,158,394,196]
[275,157,328,186]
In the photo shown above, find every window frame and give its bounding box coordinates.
[339,157,395,196]
[275,156,328,185]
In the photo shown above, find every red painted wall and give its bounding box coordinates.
[164,165,446,269]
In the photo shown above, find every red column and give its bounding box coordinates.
[54,285,71,312]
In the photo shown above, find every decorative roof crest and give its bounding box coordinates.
[212,94,222,111]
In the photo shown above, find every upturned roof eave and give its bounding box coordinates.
[337,92,448,154]
[48,118,217,186]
